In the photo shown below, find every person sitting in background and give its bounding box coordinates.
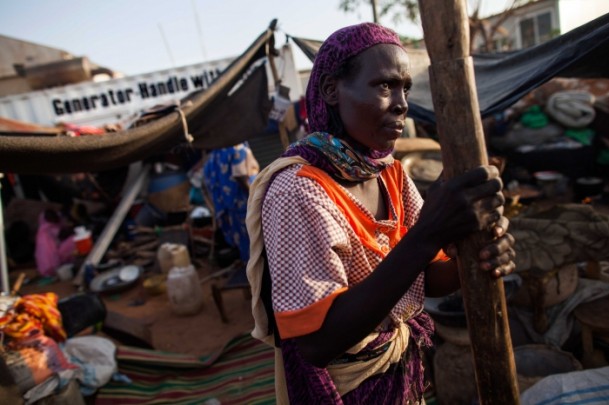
[203,142,259,263]
[35,208,75,277]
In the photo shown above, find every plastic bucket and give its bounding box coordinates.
[166,265,203,316]
[74,227,93,255]
[148,172,188,193]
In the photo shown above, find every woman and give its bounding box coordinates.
[246,23,515,404]
[203,142,259,263]
[35,208,76,277]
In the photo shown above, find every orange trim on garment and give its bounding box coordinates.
[297,161,407,258]
[275,287,348,339]
[433,249,450,263]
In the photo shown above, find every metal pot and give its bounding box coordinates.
[574,177,604,201]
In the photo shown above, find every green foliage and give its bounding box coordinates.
[338,0,536,53]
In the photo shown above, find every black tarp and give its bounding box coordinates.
[290,12,609,124]
[0,24,274,174]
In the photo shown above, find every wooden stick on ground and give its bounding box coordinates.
[417,1,520,403]
[10,273,26,296]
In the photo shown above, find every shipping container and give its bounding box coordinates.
[0,57,233,127]
[0,43,304,129]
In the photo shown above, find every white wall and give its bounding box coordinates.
[476,0,608,51]
[558,0,609,33]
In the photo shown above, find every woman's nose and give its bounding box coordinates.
[392,98,408,115]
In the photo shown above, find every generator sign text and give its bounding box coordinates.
[51,68,222,116]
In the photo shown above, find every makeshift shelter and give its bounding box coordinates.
[1,14,609,173]
[290,12,609,124]
[2,14,609,404]
[0,21,276,174]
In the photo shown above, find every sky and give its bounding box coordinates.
[0,0,511,76]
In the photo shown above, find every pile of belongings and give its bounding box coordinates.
[0,293,119,404]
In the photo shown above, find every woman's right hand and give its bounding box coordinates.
[414,165,505,250]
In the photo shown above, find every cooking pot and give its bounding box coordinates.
[574,177,604,201]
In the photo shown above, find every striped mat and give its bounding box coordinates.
[96,333,275,404]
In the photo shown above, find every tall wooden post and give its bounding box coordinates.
[417,1,520,403]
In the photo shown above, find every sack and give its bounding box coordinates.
[2,333,77,395]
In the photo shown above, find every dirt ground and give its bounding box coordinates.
[9,196,609,358]
[11,261,256,357]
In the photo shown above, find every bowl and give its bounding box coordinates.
[401,151,443,194]
[533,171,564,198]
[533,171,563,182]
[119,265,140,282]
[90,265,142,294]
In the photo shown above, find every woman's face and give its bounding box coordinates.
[335,44,411,151]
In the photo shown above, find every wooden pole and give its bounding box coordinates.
[417,1,520,403]
[73,164,150,288]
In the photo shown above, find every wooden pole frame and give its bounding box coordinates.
[417,1,520,403]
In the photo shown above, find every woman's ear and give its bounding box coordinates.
[319,74,339,106]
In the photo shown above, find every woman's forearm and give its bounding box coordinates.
[295,224,440,367]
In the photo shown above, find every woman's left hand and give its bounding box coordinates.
[444,215,516,279]
[479,215,516,278]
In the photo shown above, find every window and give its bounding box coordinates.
[520,17,536,48]
[519,11,554,49]
[537,12,553,43]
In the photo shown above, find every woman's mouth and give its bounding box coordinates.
[384,122,405,138]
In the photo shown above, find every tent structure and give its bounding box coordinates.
[1,15,609,174]
[290,12,609,124]
[0,21,276,175]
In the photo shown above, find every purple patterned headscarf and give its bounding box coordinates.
[306,23,405,133]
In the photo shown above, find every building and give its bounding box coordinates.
[0,35,117,98]
[475,0,609,52]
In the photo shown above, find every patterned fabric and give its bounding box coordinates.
[283,132,394,181]
[262,162,426,334]
[281,332,409,404]
[0,293,67,342]
[203,142,259,262]
[306,23,404,134]
[96,333,275,405]
[261,161,435,403]
[277,308,434,404]
[2,332,78,395]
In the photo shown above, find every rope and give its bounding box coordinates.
[177,107,194,144]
